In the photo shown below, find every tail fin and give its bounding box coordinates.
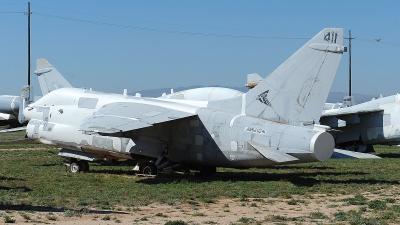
[34,58,72,95]
[244,28,345,125]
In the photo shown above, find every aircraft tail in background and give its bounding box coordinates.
[34,58,73,95]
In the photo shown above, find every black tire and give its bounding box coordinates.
[83,161,90,171]
[69,161,81,173]
[77,161,90,171]
[139,162,157,175]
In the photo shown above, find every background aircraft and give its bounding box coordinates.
[23,28,346,175]
[321,94,400,152]
[0,59,72,132]
[0,106,20,128]
[0,92,31,130]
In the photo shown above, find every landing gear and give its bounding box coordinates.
[139,162,158,175]
[80,160,90,171]
[103,158,117,165]
[69,161,81,173]
[68,159,89,173]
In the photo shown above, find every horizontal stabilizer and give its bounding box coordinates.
[332,149,381,159]
[80,102,195,133]
[246,73,263,88]
[247,140,299,163]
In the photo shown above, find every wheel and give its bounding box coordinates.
[69,161,81,173]
[83,161,90,171]
[139,162,157,175]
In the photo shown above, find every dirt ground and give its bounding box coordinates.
[1,188,398,225]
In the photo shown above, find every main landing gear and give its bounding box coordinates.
[139,162,158,175]
[67,159,90,173]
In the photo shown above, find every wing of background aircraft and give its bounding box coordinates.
[0,112,18,127]
[322,106,382,117]
[321,106,383,128]
[320,97,386,129]
[319,95,398,155]
[0,126,27,133]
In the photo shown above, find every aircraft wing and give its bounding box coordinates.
[0,138,38,144]
[322,107,383,117]
[80,102,195,133]
[0,126,27,133]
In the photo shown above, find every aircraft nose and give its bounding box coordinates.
[23,105,35,121]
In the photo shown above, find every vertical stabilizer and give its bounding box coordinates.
[34,58,72,95]
[244,28,345,125]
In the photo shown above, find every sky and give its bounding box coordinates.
[1,1,400,97]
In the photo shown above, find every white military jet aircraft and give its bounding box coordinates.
[321,94,400,153]
[24,28,346,175]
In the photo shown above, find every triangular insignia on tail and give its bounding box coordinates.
[256,90,271,107]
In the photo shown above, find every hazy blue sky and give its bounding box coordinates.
[1,1,399,97]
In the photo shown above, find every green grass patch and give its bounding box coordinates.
[368,200,387,210]
[343,194,368,205]
[309,211,329,219]
[237,217,257,223]
[165,220,187,225]
[3,215,15,223]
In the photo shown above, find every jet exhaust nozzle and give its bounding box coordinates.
[310,131,335,162]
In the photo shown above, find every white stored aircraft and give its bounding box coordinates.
[0,58,72,131]
[24,28,347,175]
[321,94,400,153]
